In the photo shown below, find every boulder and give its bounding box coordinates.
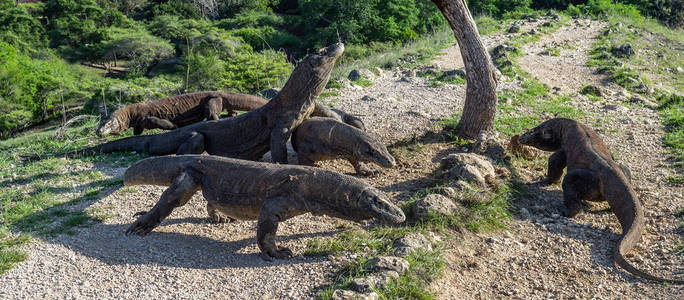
[413,194,462,219]
[508,24,521,33]
[393,233,433,257]
[440,153,496,187]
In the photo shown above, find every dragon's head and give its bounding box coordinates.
[518,118,565,151]
[97,110,127,137]
[357,187,405,224]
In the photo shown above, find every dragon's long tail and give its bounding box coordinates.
[124,156,194,186]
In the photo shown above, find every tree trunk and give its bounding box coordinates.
[431,0,498,139]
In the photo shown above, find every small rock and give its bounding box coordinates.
[628,95,657,108]
[349,278,374,293]
[529,28,537,34]
[580,85,603,97]
[413,194,463,219]
[508,24,521,33]
[349,69,375,81]
[677,66,684,74]
[473,130,505,160]
[393,233,433,257]
[541,21,552,27]
[261,88,280,99]
[440,186,459,199]
[361,95,377,102]
[374,67,384,76]
[443,69,466,78]
[612,44,635,58]
[367,256,409,275]
[331,289,379,300]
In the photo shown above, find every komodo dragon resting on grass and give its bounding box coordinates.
[97,91,365,136]
[96,91,267,137]
[292,117,395,175]
[123,155,406,260]
[27,43,344,163]
[518,118,683,284]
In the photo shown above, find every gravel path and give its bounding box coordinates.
[1,17,682,299]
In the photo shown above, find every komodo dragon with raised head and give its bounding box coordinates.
[96,91,268,137]
[518,118,683,284]
[291,117,395,175]
[97,91,365,137]
[123,155,406,260]
[26,43,344,164]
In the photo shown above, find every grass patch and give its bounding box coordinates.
[589,15,684,182]
[0,117,130,273]
[319,91,340,99]
[351,78,374,88]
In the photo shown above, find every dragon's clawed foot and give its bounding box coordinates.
[260,246,293,261]
[125,212,159,236]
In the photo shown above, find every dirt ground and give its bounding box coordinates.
[1,17,682,299]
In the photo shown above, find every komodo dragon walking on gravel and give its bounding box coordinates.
[97,91,365,137]
[123,155,406,260]
[96,91,268,137]
[25,43,344,163]
[518,118,683,284]
[292,117,395,175]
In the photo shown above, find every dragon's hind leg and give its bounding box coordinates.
[561,168,601,218]
[125,169,200,235]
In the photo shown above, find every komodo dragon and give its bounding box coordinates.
[291,117,395,175]
[26,43,344,163]
[123,155,406,260]
[97,91,365,136]
[518,118,683,284]
[96,91,268,137]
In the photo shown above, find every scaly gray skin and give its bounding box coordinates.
[27,43,344,163]
[291,117,395,175]
[98,91,365,137]
[519,118,682,284]
[96,91,269,137]
[123,155,406,260]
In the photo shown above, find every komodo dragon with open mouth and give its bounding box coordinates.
[518,118,683,284]
[25,43,344,164]
[123,155,406,260]
[96,91,365,136]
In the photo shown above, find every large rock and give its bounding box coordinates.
[332,289,379,300]
[393,233,433,257]
[349,69,375,81]
[440,153,496,187]
[413,194,462,219]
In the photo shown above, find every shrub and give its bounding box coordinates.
[0,0,48,53]
[222,49,293,93]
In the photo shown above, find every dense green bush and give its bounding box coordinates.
[222,49,293,93]
[98,27,174,76]
[215,10,301,51]
[297,0,444,49]
[0,42,100,135]
[0,1,48,53]
[468,0,532,18]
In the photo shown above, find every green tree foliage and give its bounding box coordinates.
[467,0,532,18]
[222,49,293,93]
[99,27,174,76]
[297,0,445,49]
[0,0,48,53]
[44,0,130,57]
[0,42,99,135]
[215,9,301,51]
